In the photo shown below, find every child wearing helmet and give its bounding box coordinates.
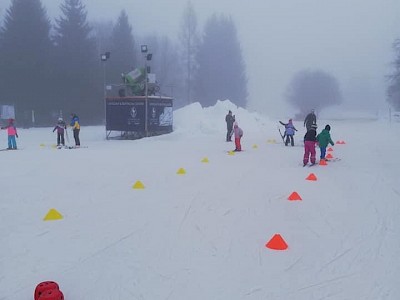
[279,119,298,146]
[317,124,334,160]
[1,118,18,150]
[53,117,67,147]
[303,123,318,166]
[232,122,243,151]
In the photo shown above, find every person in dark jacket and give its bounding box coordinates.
[303,123,318,166]
[279,119,297,146]
[317,124,334,160]
[304,109,317,131]
[225,110,235,142]
[70,113,80,147]
[53,117,67,147]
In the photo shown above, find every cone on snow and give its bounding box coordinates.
[340,140,346,144]
[201,157,209,163]
[177,168,186,175]
[132,180,145,189]
[43,209,63,221]
[327,147,333,152]
[288,191,302,201]
[319,159,328,166]
[326,153,333,159]
[228,151,235,156]
[40,144,46,148]
[252,144,258,149]
[306,173,317,181]
[265,234,288,250]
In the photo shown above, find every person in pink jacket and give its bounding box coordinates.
[1,118,18,150]
[232,123,243,151]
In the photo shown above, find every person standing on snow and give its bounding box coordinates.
[225,110,235,142]
[232,123,243,151]
[279,119,298,146]
[53,117,67,147]
[304,109,317,131]
[1,118,18,150]
[317,124,334,161]
[303,123,318,166]
[70,113,80,147]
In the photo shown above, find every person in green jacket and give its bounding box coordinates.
[317,124,334,160]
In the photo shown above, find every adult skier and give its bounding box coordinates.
[225,110,235,142]
[304,109,317,131]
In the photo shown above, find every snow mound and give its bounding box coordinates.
[173,99,273,136]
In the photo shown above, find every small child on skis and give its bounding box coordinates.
[1,118,18,150]
[53,117,67,147]
[303,123,318,166]
[317,124,334,160]
[232,122,243,151]
[279,119,297,146]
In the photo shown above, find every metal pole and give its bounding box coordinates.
[144,59,148,137]
[103,61,107,139]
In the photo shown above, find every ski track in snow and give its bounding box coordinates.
[1,112,400,299]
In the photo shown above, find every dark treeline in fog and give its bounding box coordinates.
[0,0,247,126]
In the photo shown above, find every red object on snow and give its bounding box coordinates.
[38,289,64,300]
[34,282,59,300]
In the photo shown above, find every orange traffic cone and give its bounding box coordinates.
[306,173,317,181]
[265,234,288,250]
[288,191,302,201]
[326,153,333,159]
[319,159,328,166]
[327,147,333,152]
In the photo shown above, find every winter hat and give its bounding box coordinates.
[58,117,63,121]
[8,118,14,123]
[228,110,232,114]
[325,124,331,131]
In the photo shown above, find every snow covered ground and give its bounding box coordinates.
[1,100,400,299]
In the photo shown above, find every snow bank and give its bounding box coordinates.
[173,99,274,136]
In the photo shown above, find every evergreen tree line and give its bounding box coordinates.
[0,0,247,126]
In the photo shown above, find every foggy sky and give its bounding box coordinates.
[2,0,400,116]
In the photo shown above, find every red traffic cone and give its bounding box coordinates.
[265,234,288,250]
[306,173,317,181]
[35,282,59,300]
[319,159,327,166]
[288,191,302,201]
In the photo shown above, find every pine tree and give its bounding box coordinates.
[194,14,247,107]
[0,0,52,125]
[387,39,400,110]
[53,0,101,122]
[179,1,199,104]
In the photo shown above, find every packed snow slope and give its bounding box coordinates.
[0,100,399,300]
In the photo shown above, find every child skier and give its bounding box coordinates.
[303,123,318,166]
[317,124,334,160]
[232,123,243,151]
[53,117,67,147]
[1,118,18,150]
[279,119,298,146]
